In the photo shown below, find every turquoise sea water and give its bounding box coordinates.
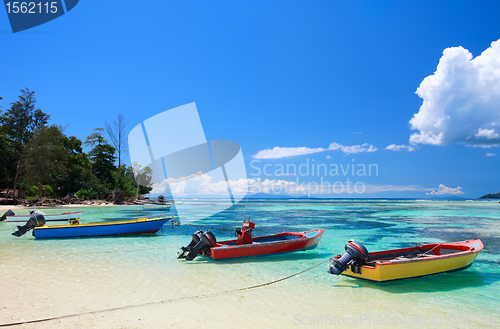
[0,199,499,328]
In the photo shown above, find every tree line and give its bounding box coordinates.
[0,88,152,200]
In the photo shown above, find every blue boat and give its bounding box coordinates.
[32,216,175,239]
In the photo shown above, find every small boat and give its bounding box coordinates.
[2,210,84,222]
[327,239,483,282]
[12,214,175,239]
[178,221,325,260]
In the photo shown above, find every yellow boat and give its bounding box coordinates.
[328,239,483,282]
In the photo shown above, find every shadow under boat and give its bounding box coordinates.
[184,251,333,265]
[332,268,500,293]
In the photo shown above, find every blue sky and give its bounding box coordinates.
[1,1,500,198]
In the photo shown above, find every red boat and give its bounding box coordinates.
[178,221,325,260]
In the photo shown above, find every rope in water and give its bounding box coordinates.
[0,258,330,327]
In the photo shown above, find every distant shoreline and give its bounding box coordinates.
[0,202,121,213]
[0,197,167,213]
[479,192,500,199]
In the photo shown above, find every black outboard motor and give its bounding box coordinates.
[0,209,15,221]
[178,230,217,260]
[178,230,203,259]
[12,214,46,237]
[328,240,369,275]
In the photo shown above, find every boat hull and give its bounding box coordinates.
[341,240,483,282]
[205,229,324,260]
[33,216,173,239]
[6,211,84,222]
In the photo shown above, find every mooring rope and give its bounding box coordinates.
[416,243,443,258]
[0,258,330,327]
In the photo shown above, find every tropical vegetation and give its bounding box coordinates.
[0,88,152,200]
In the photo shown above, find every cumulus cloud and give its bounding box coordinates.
[153,176,311,196]
[486,153,496,157]
[385,144,416,152]
[410,39,500,147]
[426,184,464,196]
[154,175,435,197]
[363,185,433,193]
[252,146,327,159]
[328,142,377,154]
[475,128,500,140]
[248,180,432,196]
[252,142,377,159]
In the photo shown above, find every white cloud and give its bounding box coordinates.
[252,146,327,159]
[426,184,464,196]
[385,144,416,152]
[326,155,332,159]
[252,142,377,159]
[154,175,436,197]
[328,142,377,154]
[362,185,434,193]
[475,128,500,140]
[410,39,500,148]
[486,153,497,157]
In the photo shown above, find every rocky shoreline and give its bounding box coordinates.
[0,195,164,208]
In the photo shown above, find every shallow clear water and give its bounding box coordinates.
[1,200,499,328]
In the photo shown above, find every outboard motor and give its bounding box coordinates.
[327,240,369,275]
[12,213,46,237]
[0,209,15,221]
[178,230,203,259]
[235,221,255,245]
[178,230,217,260]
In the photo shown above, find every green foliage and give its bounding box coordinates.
[131,162,153,198]
[116,165,152,197]
[72,166,113,200]
[57,135,92,196]
[26,185,39,197]
[85,128,116,188]
[26,184,54,197]
[21,125,70,188]
[75,188,98,200]
[0,88,50,197]
[0,88,50,154]
[0,90,151,201]
[0,132,15,186]
[41,184,53,196]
